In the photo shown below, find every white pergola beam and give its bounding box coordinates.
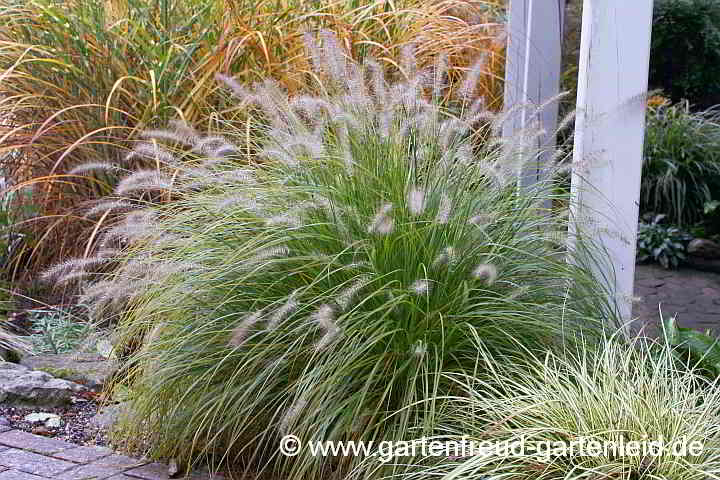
[503,0,565,187]
[570,0,654,325]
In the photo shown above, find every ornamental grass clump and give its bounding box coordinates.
[385,332,720,480]
[64,33,618,478]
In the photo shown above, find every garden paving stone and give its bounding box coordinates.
[0,430,75,455]
[53,445,114,464]
[124,462,221,480]
[94,454,149,470]
[0,470,47,480]
[124,462,177,479]
[0,448,75,477]
[633,264,720,336]
[56,462,131,480]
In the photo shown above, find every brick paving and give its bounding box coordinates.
[0,429,223,480]
[633,264,720,337]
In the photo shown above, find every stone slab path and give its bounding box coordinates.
[632,264,720,337]
[0,425,222,480]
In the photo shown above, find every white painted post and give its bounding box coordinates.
[570,0,654,326]
[502,0,566,188]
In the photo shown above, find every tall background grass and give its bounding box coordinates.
[0,0,505,294]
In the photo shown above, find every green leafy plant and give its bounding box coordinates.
[650,0,720,109]
[636,214,691,268]
[51,35,622,478]
[641,101,720,227]
[636,214,692,269]
[705,200,720,215]
[26,308,94,354]
[663,315,720,377]
[385,332,720,480]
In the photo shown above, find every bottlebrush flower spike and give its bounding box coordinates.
[268,294,299,330]
[229,311,264,347]
[410,279,431,296]
[69,162,122,175]
[368,203,394,235]
[280,398,307,435]
[408,188,426,216]
[432,247,456,269]
[336,275,371,311]
[313,304,339,351]
[435,194,452,224]
[472,263,498,286]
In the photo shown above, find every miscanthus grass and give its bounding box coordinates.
[373,332,720,480]
[52,32,619,479]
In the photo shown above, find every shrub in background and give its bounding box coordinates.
[0,0,506,285]
[641,101,720,227]
[387,333,720,480]
[51,35,621,477]
[636,214,692,269]
[650,0,720,109]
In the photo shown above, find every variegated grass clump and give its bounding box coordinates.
[381,332,720,480]
[60,33,619,478]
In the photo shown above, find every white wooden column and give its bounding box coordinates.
[502,0,565,188]
[569,0,654,325]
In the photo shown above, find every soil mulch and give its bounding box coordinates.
[0,395,108,446]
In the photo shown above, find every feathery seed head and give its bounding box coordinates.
[213,194,258,212]
[191,136,237,158]
[86,200,137,217]
[128,143,177,166]
[408,188,426,216]
[336,275,371,311]
[410,279,431,295]
[413,340,427,358]
[460,54,488,101]
[313,304,339,351]
[432,246,456,269]
[266,212,303,228]
[280,398,308,435]
[313,304,336,330]
[215,73,254,105]
[469,213,495,227]
[56,269,92,285]
[434,194,452,224]
[141,129,192,146]
[41,257,110,282]
[432,53,449,101]
[114,170,172,196]
[472,263,498,285]
[268,294,299,330]
[368,203,394,235]
[229,311,264,347]
[244,246,290,269]
[69,162,121,175]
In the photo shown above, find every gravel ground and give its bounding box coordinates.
[0,394,108,446]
